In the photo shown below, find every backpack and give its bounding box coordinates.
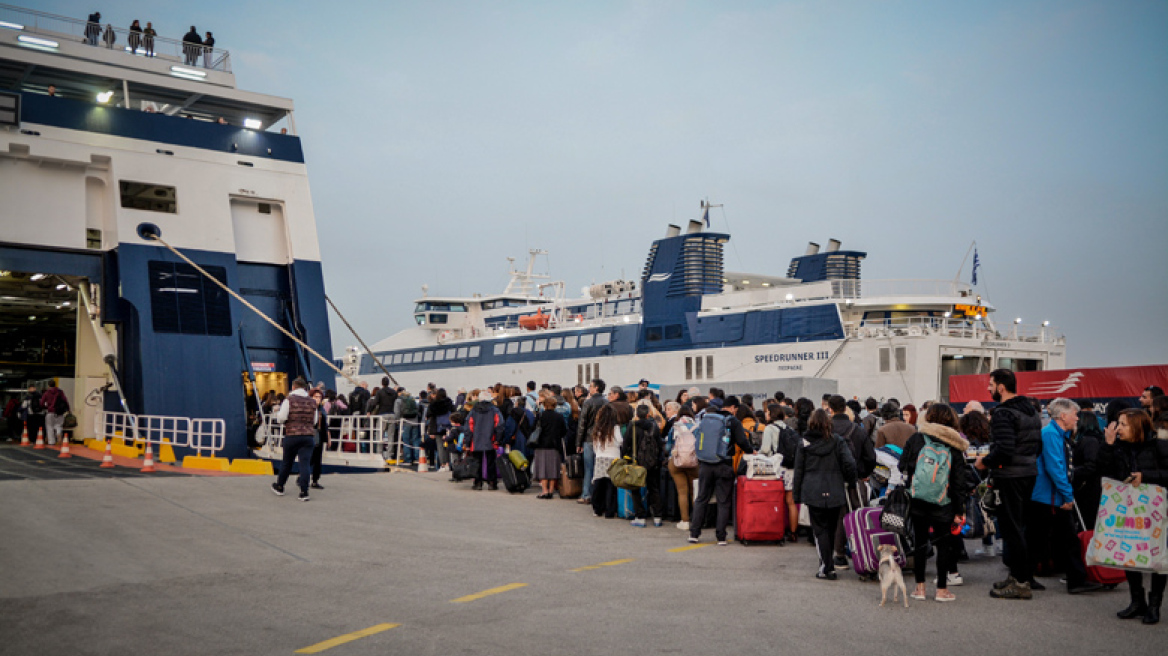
[695,413,732,464]
[910,436,952,506]
[400,395,418,417]
[671,418,698,468]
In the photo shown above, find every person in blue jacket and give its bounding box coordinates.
[1026,398,1103,595]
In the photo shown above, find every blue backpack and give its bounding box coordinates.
[695,413,732,464]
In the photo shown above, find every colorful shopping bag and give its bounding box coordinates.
[1085,477,1168,573]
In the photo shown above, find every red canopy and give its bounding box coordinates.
[949,364,1168,403]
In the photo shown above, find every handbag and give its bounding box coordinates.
[608,426,647,490]
[62,412,78,429]
[880,486,912,536]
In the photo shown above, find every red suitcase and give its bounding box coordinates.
[735,476,786,544]
[1079,529,1127,588]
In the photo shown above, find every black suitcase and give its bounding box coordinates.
[451,454,478,482]
[497,456,529,494]
[563,453,584,479]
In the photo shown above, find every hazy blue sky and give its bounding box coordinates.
[40,1,1168,367]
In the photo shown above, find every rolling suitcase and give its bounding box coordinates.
[451,454,478,481]
[735,476,786,544]
[844,495,905,577]
[497,455,529,494]
[1075,501,1126,588]
[559,464,582,499]
[563,454,584,479]
[618,487,646,519]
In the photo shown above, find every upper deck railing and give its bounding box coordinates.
[829,279,978,300]
[0,4,231,72]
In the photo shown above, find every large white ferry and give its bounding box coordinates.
[347,217,1066,404]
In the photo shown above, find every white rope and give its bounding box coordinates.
[145,234,361,388]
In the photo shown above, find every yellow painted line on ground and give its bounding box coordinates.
[295,623,399,654]
[450,583,528,603]
[570,558,634,572]
[668,544,712,553]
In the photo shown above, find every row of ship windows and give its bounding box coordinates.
[380,331,614,366]
[685,355,715,381]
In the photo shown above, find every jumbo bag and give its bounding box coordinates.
[1085,477,1168,573]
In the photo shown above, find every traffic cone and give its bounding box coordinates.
[19,426,29,447]
[58,438,72,458]
[99,440,115,468]
[417,452,429,473]
[33,430,45,450]
[141,444,156,473]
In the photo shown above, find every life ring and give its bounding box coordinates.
[438,330,453,344]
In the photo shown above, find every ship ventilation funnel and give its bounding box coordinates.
[826,239,841,252]
[805,242,820,256]
[686,220,704,234]
[665,224,681,238]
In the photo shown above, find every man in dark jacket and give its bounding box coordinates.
[368,377,398,451]
[829,395,877,565]
[576,378,606,504]
[467,390,504,490]
[976,369,1043,600]
[689,396,756,545]
[348,382,370,417]
[182,26,202,65]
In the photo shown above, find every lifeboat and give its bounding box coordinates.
[518,307,550,330]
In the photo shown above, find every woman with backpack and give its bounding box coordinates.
[898,403,970,602]
[667,407,700,530]
[792,409,858,580]
[762,403,801,542]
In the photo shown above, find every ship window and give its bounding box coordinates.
[469,346,480,358]
[429,313,448,324]
[595,332,611,347]
[494,343,506,356]
[603,303,616,317]
[400,353,411,364]
[120,181,177,213]
[585,363,592,382]
[520,341,533,353]
[506,342,519,355]
[87,229,102,249]
[434,350,446,361]
[380,355,391,365]
[879,348,890,373]
[534,339,547,352]
[445,348,457,359]
[685,357,693,381]
[579,334,594,348]
[415,315,425,325]
[456,347,468,358]
[665,324,683,340]
[706,355,714,378]
[391,354,401,365]
[563,335,578,349]
[895,347,907,372]
[616,301,631,314]
[647,327,663,342]
[578,364,584,387]
[594,362,600,379]
[147,260,231,336]
[423,351,434,362]
[695,355,704,379]
[548,338,563,351]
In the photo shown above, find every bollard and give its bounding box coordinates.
[99,440,115,468]
[141,444,156,473]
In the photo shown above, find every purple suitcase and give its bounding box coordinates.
[844,506,906,576]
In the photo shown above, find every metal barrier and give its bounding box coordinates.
[95,411,225,454]
[258,415,395,469]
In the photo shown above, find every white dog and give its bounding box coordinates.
[878,544,908,608]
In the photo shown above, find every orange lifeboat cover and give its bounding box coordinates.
[518,308,549,330]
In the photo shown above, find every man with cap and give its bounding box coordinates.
[272,377,317,501]
[689,396,756,545]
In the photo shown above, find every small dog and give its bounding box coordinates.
[878,544,908,608]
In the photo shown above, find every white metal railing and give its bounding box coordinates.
[0,4,232,72]
[259,414,393,459]
[96,411,225,454]
[830,279,977,300]
[843,317,1064,344]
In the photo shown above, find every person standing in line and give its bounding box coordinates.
[975,369,1043,600]
[272,378,317,501]
[394,389,420,466]
[182,26,202,66]
[21,385,45,445]
[39,381,69,446]
[427,388,455,472]
[792,408,858,580]
[532,396,566,499]
[590,405,623,518]
[102,23,116,49]
[202,31,215,68]
[128,20,142,53]
[576,378,606,505]
[688,396,756,546]
[367,377,398,450]
[829,394,876,567]
[467,390,503,491]
[1100,409,1168,624]
[143,22,156,57]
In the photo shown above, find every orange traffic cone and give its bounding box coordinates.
[141,444,156,473]
[99,440,115,468]
[58,438,72,458]
[33,430,45,450]
[19,426,29,447]
[417,452,429,473]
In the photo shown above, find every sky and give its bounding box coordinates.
[37,1,1168,367]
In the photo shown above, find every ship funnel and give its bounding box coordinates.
[826,239,841,252]
[665,224,681,238]
[686,220,704,234]
[805,242,820,256]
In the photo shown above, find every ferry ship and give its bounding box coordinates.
[347,217,1067,405]
[0,6,333,464]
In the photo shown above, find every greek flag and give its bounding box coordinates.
[971,248,980,286]
[702,205,710,228]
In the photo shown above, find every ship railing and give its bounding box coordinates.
[830,279,977,300]
[259,414,393,460]
[844,317,1063,344]
[0,3,232,72]
[95,411,225,455]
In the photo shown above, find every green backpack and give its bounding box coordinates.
[910,436,952,506]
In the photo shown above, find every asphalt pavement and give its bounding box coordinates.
[0,466,1161,655]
